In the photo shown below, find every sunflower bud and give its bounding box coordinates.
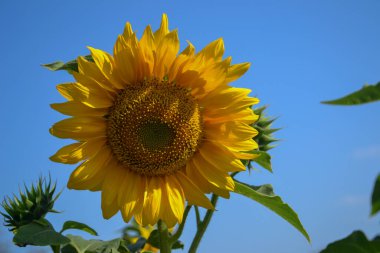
[1,177,60,232]
[252,106,279,151]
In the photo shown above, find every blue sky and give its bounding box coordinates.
[1,1,380,252]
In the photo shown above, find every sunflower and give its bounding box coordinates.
[50,14,259,227]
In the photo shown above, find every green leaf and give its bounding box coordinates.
[42,55,93,74]
[233,180,310,242]
[250,150,273,172]
[60,221,98,236]
[146,230,160,248]
[13,221,70,246]
[322,82,380,105]
[61,235,129,253]
[371,174,380,216]
[320,230,380,253]
[172,240,184,249]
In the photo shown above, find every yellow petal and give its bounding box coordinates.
[153,13,169,47]
[165,175,185,224]
[113,35,137,85]
[76,56,119,92]
[132,176,147,225]
[50,137,106,164]
[186,160,230,198]
[56,82,114,108]
[198,141,246,172]
[176,171,213,209]
[153,30,180,78]
[226,62,250,83]
[139,25,155,74]
[196,38,224,62]
[50,101,107,117]
[102,161,127,206]
[204,107,259,124]
[50,116,106,140]
[158,176,180,228]
[67,145,111,190]
[192,152,235,192]
[101,197,119,219]
[122,22,134,41]
[201,87,252,109]
[121,172,146,223]
[205,121,258,142]
[180,41,195,56]
[142,177,162,226]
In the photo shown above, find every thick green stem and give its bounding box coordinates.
[158,219,171,253]
[188,194,219,253]
[50,245,60,253]
[194,206,201,228]
[170,205,192,244]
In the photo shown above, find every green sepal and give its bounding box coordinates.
[320,231,380,253]
[60,220,98,236]
[322,82,380,105]
[233,180,310,242]
[1,176,60,231]
[371,174,380,216]
[146,229,183,250]
[42,55,93,74]
[248,150,272,173]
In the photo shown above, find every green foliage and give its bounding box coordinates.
[60,221,98,236]
[13,220,70,247]
[246,106,279,173]
[252,106,279,152]
[371,174,380,216]
[42,55,93,74]
[147,229,184,250]
[249,150,272,173]
[1,176,60,231]
[61,235,149,253]
[320,231,380,253]
[61,235,130,253]
[233,180,310,242]
[322,82,380,105]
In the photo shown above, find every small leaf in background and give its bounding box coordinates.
[233,180,310,242]
[61,235,131,253]
[322,82,380,105]
[42,55,93,74]
[13,221,70,246]
[371,174,380,216]
[172,240,184,249]
[320,230,380,253]
[60,220,98,236]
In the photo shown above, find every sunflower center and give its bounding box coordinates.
[107,78,203,176]
[137,121,175,150]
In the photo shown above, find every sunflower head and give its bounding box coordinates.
[1,177,59,232]
[50,14,259,227]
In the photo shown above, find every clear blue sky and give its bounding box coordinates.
[1,1,380,252]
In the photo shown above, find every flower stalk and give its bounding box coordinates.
[158,220,171,253]
[189,194,219,253]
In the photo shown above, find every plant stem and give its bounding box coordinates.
[50,245,60,253]
[188,194,219,253]
[170,205,192,243]
[158,219,171,253]
[194,206,201,228]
